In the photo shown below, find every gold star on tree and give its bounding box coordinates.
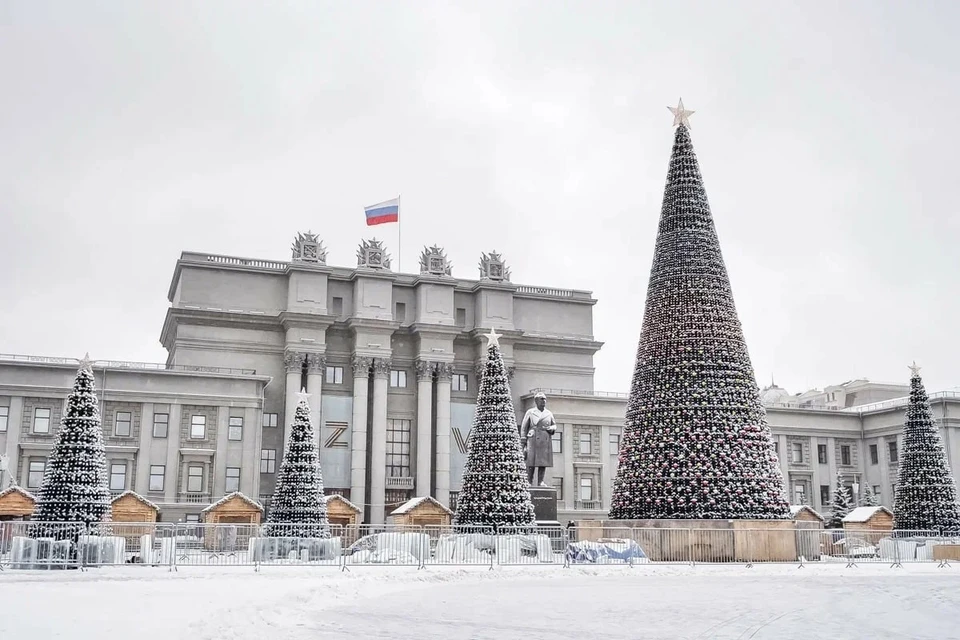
[485,326,501,348]
[668,98,695,128]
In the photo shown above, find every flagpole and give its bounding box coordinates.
[397,192,402,273]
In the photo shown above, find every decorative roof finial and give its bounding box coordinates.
[419,245,453,276]
[668,98,695,128]
[291,231,327,264]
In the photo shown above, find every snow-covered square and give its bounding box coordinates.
[1,564,959,639]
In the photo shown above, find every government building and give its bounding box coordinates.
[1,233,959,524]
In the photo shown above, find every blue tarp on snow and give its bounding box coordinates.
[564,539,647,564]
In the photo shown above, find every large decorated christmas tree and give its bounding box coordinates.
[453,327,536,529]
[609,101,789,520]
[893,364,960,532]
[31,355,111,538]
[263,391,331,538]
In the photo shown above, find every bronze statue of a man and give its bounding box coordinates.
[520,392,556,486]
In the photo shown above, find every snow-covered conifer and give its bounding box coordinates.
[263,392,330,538]
[454,328,536,529]
[826,472,853,529]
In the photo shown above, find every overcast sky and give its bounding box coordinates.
[2,1,958,396]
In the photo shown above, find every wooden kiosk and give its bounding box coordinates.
[388,496,453,528]
[325,494,362,527]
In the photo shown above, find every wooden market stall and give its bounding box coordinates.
[388,496,452,528]
[789,505,825,525]
[325,494,362,527]
[842,506,894,546]
[201,492,263,551]
[0,485,36,520]
[109,490,160,542]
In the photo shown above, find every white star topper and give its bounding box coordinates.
[78,352,93,371]
[668,98,695,128]
[296,388,311,405]
[485,326,501,348]
[908,361,921,377]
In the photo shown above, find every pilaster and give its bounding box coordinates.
[370,357,391,524]
[282,351,306,455]
[306,353,326,450]
[434,362,453,507]
[350,355,372,520]
[415,360,436,497]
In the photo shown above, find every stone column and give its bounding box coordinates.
[283,351,305,455]
[415,360,435,497]
[306,353,326,450]
[434,363,453,508]
[369,358,391,525]
[350,355,371,520]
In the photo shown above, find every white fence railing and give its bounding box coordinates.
[1,521,957,571]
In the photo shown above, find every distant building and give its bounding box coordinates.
[2,234,958,524]
[0,235,602,524]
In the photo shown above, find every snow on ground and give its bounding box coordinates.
[1,564,959,639]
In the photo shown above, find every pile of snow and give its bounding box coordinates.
[565,538,648,565]
[249,537,342,563]
[345,532,428,564]
[432,533,554,564]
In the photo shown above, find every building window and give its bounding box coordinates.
[27,460,45,488]
[873,484,881,497]
[452,374,468,392]
[325,366,343,385]
[186,465,204,493]
[386,418,412,478]
[190,415,206,439]
[331,296,343,316]
[817,444,827,464]
[390,370,407,388]
[773,441,779,454]
[153,413,169,438]
[0,405,7,432]
[114,411,132,437]
[888,441,898,463]
[455,307,466,327]
[840,445,851,466]
[228,417,243,441]
[819,484,830,506]
[552,431,563,454]
[109,463,126,491]
[395,302,406,323]
[579,433,592,456]
[260,449,277,474]
[149,465,165,492]
[609,432,621,453]
[891,482,897,497]
[870,444,879,465]
[793,484,806,504]
[579,477,593,501]
[33,407,51,434]
[262,413,279,428]
[552,477,563,501]
[225,467,241,493]
[790,442,803,463]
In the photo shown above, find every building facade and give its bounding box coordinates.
[2,234,959,524]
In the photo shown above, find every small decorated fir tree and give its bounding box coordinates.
[609,100,788,520]
[861,484,879,507]
[263,391,330,538]
[454,327,536,530]
[825,472,853,529]
[893,364,960,532]
[31,355,111,538]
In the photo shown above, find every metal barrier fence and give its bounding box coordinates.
[1,521,957,571]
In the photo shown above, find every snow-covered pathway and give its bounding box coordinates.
[1,564,958,639]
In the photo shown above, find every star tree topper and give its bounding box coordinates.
[485,326,501,348]
[78,352,93,372]
[909,361,922,377]
[297,388,311,405]
[668,98,695,128]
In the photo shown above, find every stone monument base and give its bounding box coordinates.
[529,487,559,526]
[573,519,801,563]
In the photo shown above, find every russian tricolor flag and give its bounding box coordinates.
[364,197,400,226]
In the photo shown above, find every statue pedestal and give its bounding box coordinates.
[529,487,559,525]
